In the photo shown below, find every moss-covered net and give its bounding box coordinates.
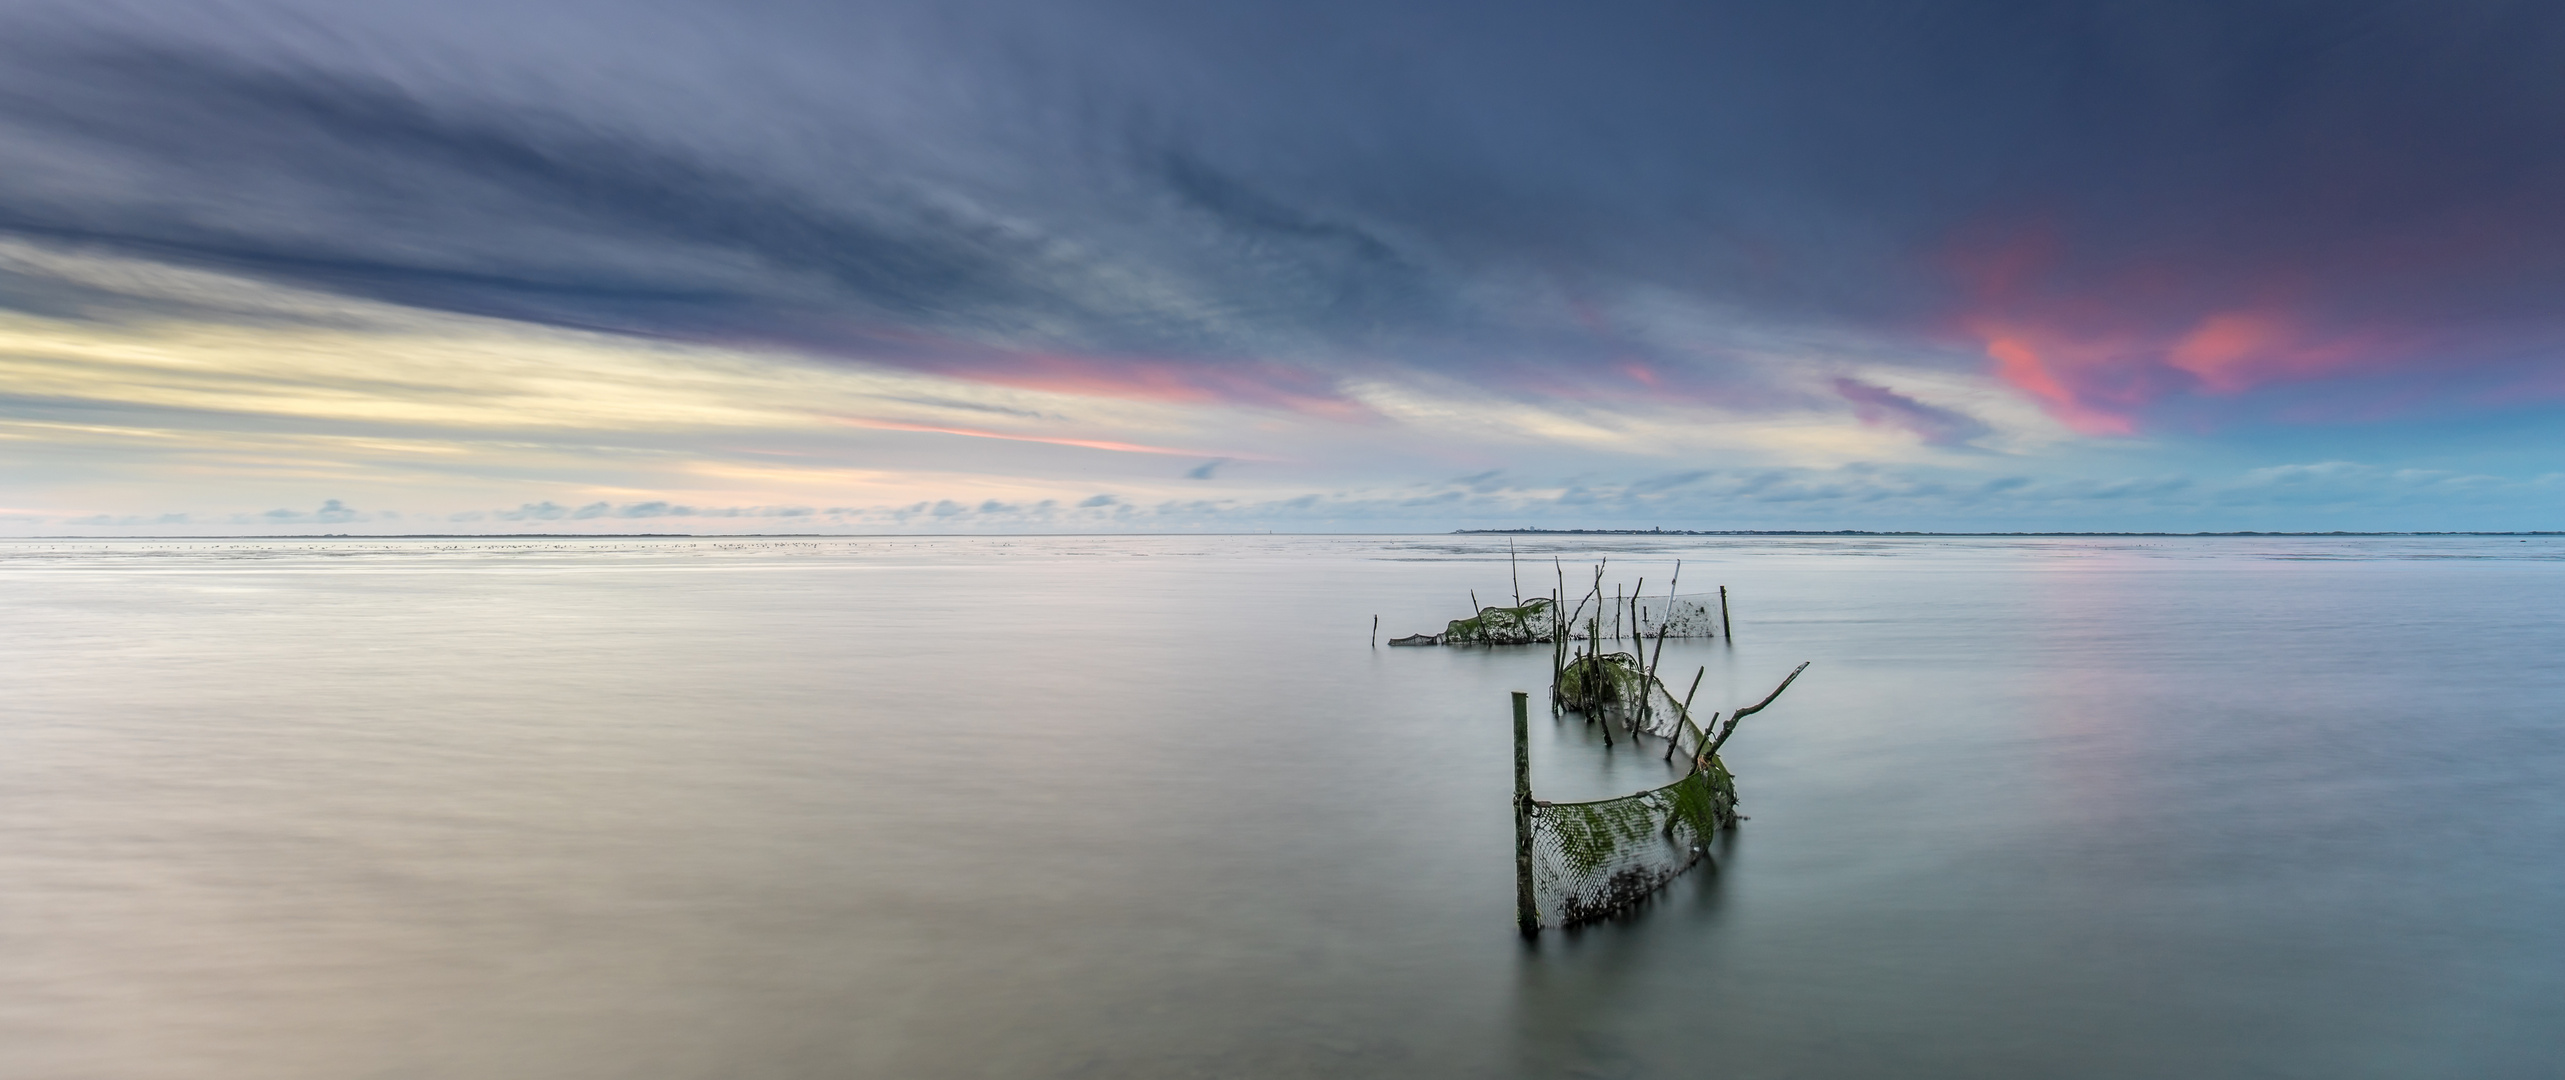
[1530,656,1730,926]
[1526,753,1737,926]
[1554,652,1695,742]
[1524,658,1805,927]
[1427,598,1557,645]
[1395,593,1728,646]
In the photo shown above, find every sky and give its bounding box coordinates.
[2,0,2562,534]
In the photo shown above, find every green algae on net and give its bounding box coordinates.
[1389,598,1558,646]
[1518,660,1808,930]
[1554,650,1647,716]
[1387,594,1725,646]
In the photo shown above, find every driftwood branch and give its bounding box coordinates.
[1704,661,1810,759]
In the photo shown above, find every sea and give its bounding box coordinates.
[3,534,2560,1078]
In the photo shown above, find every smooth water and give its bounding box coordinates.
[3,535,2561,1078]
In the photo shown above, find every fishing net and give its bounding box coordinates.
[1621,593,1724,639]
[1554,652,1698,741]
[1396,592,1726,646]
[1425,598,1556,645]
[1521,659,1805,927]
[1525,755,1736,926]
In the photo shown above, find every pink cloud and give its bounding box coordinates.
[1940,226,2404,433]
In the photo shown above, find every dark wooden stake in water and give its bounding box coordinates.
[1720,585,1732,641]
[1647,562,1679,689]
[1628,577,1645,731]
[1513,690,1538,937]
[1371,615,1378,648]
[1587,613,1612,747]
[1665,666,1706,762]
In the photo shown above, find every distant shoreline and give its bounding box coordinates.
[1452,529,2565,537]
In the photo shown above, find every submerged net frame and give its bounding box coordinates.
[1507,558,1805,931]
[1522,721,1734,926]
[1518,662,1804,930]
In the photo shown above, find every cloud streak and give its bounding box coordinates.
[826,417,1236,458]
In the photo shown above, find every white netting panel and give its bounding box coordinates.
[1525,757,1737,927]
[1559,592,1725,642]
[1525,657,1738,927]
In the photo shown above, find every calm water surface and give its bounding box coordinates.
[3,535,2561,1078]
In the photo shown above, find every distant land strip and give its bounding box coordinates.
[1453,529,2565,537]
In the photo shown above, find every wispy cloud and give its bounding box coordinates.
[827,416,1239,458]
[1831,377,1991,447]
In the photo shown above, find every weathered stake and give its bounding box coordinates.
[1646,563,1678,703]
[1588,615,1611,746]
[1371,614,1378,648]
[1719,585,1732,642]
[1665,666,1706,762]
[1513,690,1539,936]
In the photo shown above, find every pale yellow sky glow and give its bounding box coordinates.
[0,242,2035,533]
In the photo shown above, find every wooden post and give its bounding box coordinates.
[1371,615,1378,648]
[1628,577,1645,733]
[1589,614,1611,746]
[1513,691,1539,936]
[1646,582,1673,693]
[1547,590,1558,687]
[1665,666,1706,762]
[1719,585,1732,642]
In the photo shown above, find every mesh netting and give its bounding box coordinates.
[1531,652,1728,927]
[1522,658,1805,927]
[1554,652,1700,741]
[1525,700,1737,927]
[1427,598,1556,645]
[1618,594,1724,639]
[1396,592,1725,646]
